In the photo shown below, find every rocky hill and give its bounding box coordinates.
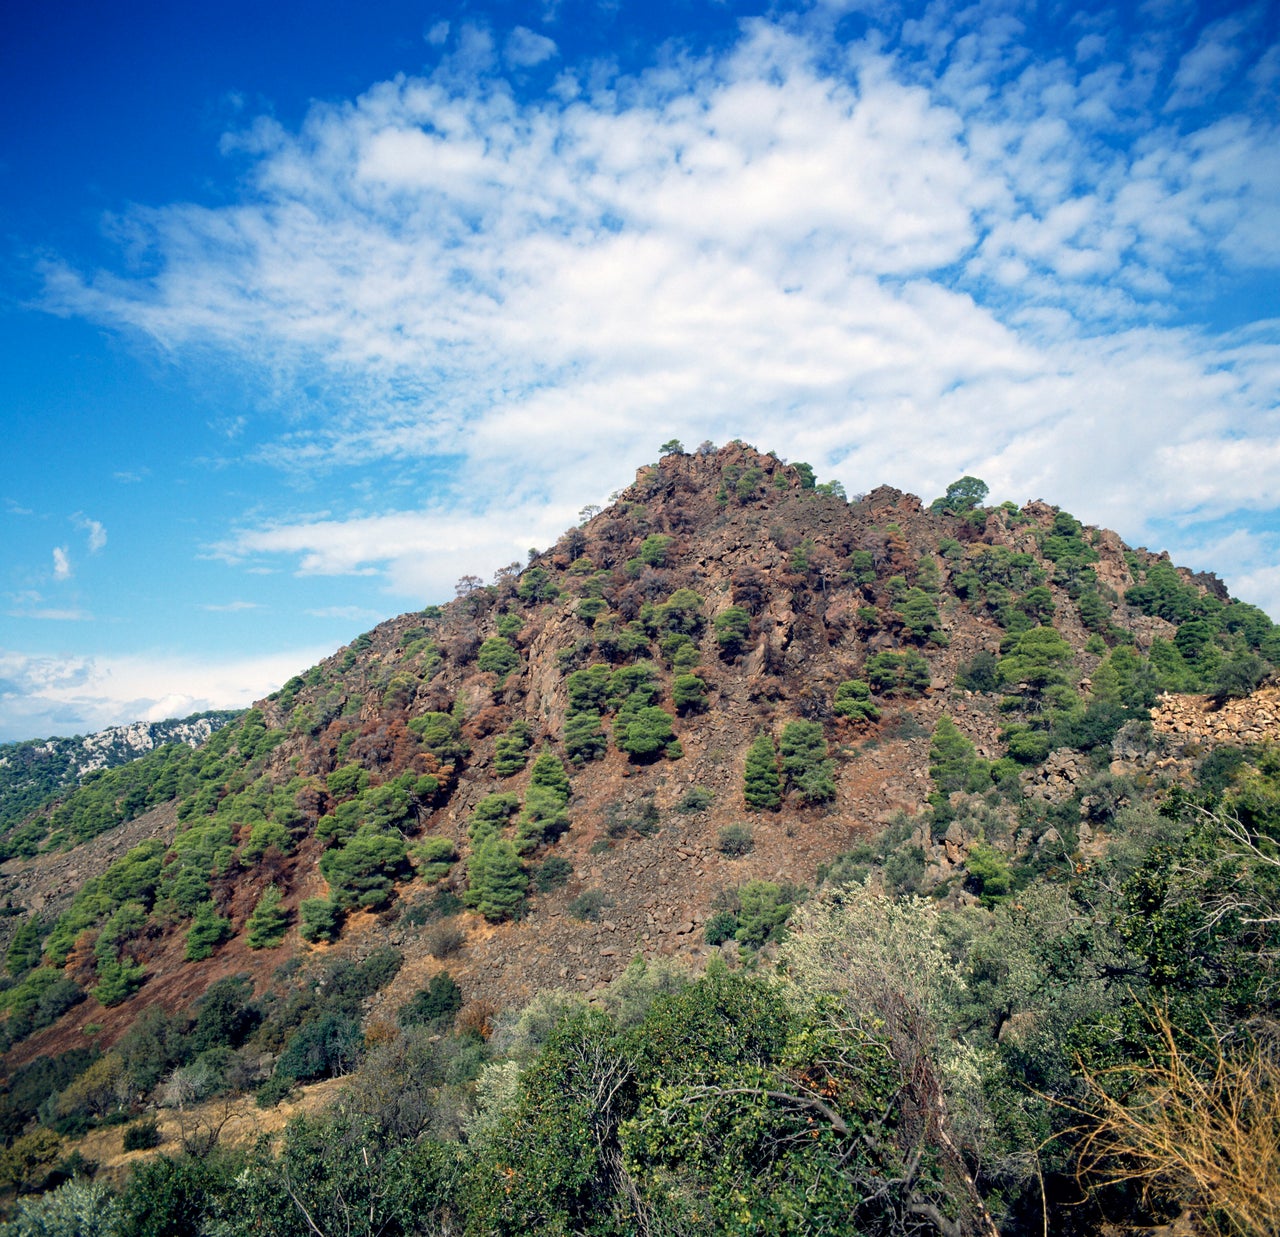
[2,441,1275,1058]
[2,441,1278,1234]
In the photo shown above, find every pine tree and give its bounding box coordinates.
[245,885,289,949]
[465,839,528,922]
[743,732,782,811]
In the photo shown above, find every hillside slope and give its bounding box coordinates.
[3,442,1275,1057]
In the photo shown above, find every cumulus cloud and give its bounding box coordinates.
[37,7,1280,616]
[52,546,71,580]
[0,645,329,742]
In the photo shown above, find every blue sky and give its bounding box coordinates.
[1,0,1278,741]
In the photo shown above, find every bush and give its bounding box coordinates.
[717,824,754,856]
[534,854,574,891]
[567,888,613,922]
[399,973,463,1029]
[184,901,232,962]
[735,880,795,947]
[465,839,528,922]
[672,674,709,715]
[319,828,410,911]
[779,720,836,804]
[122,1117,162,1152]
[425,923,465,958]
[477,637,519,683]
[276,1013,362,1083]
[245,885,289,949]
[714,607,752,657]
[564,710,608,764]
[866,650,931,697]
[676,785,714,813]
[615,706,679,762]
[833,679,879,722]
[493,720,534,776]
[704,911,739,946]
[413,835,458,882]
[743,732,782,811]
[298,897,344,944]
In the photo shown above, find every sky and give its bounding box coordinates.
[1,0,1278,741]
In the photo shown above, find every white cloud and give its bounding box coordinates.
[504,26,557,69]
[52,546,71,580]
[0,645,329,742]
[1165,13,1251,111]
[35,11,1280,619]
[198,600,262,612]
[74,514,107,553]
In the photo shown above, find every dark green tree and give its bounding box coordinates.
[465,838,528,922]
[779,720,836,804]
[743,732,782,811]
[930,475,989,514]
[245,885,290,949]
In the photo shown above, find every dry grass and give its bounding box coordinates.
[1074,1009,1280,1237]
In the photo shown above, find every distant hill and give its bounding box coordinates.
[0,712,240,858]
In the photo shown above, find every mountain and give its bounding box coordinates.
[1,441,1277,1235]
[0,713,240,862]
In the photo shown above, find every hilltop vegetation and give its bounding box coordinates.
[0,442,1277,1234]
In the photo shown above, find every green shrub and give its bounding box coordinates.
[493,720,534,776]
[534,854,573,891]
[566,664,611,713]
[184,901,232,962]
[676,785,714,813]
[465,839,528,922]
[245,885,289,949]
[326,764,369,801]
[779,720,836,804]
[275,1013,362,1083]
[414,835,458,881]
[965,842,1013,907]
[469,793,520,845]
[615,706,680,762]
[515,785,571,854]
[564,710,608,764]
[714,607,752,657]
[398,973,463,1029]
[704,911,739,946]
[496,612,525,638]
[122,1117,162,1151]
[637,534,673,567]
[89,958,145,1007]
[735,880,794,947]
[477,637,520,683]
[408,711,468,763]
[319,828,411,911]
[716,824,754,856]
[833,679,879,722]
[865,650,931,697]
[568,888,613,922]
[672,673,709,715]
[956,650,999,693]
[517,566,560,603]
[743,732,781,811]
